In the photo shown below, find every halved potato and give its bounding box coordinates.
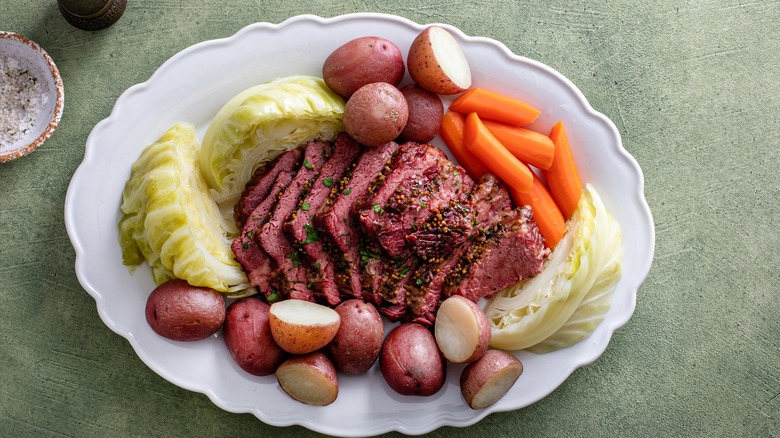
[276,351,338,406]
[407,26,472,95]
[460,349,523,409]
[269,299,341,354]
[434,295,491,363]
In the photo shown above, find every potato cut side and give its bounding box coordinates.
[434,296,490,363]
[276,353,338,406]
[428,26,471,90]
[460,349,523,409]
[469,363,523,409]
[270,298,340,325]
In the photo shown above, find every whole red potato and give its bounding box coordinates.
[322,36,405,98]
[145,279,225,342]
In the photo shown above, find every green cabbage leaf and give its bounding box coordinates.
[199,75,345,209]
[484,184,623,351]
[118,123,249,292]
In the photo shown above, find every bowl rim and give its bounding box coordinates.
[0,31,64,163]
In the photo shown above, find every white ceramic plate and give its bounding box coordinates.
[65,13,654,436]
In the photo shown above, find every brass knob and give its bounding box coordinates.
[58,0,127,31]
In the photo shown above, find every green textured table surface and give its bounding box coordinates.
[1,1,778,437]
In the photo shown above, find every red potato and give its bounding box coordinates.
[379,323,445,396]
[145,279,225,342]
[269,299,341,354]
[343,82,409,147]
[407,26,472,95]
[223,298,287,376]
[434,295,491,364]
[322,36,405,98]
[326,299,384,375]
[276,351,339,406]
[399,84,444,143]
[460,349,523,409]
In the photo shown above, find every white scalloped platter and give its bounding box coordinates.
[65,13,654,436]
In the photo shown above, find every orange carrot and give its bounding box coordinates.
[449,87,541,127]
[440,112,489,179]
[463,112,533,193]
[482,119,555,170]
[543,121,583,220]
[509,169,566,249]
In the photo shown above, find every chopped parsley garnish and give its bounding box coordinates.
[286,251,300,267]
[266,292,279,302]
[372,203,384,214]
[322,177,333,187]
[303,159,313,170]
[342,188,352,195]
[301,224,319,245]
[301,203,310,211]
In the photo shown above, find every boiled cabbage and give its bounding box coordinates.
[199,75,345,209]
[118,123,249,292]
[484,184,623,351]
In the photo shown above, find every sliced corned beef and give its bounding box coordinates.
[443,206,549,302]
[231,172,293,299]
[358,142,473,258]
[316,139,400,301]
[257,140,331,301]
[402,173,513,324]
[233,149,302,227]
[285,133,361,306]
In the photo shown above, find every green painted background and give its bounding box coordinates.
[1,1,778,437]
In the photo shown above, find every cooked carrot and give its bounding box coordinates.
[449,87,541,127]
[463,112,533,193]
[440,112,489,179]
[482,119,555,170]
[543,121,583,220]
[509,169,566,249]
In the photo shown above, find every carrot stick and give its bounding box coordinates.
[463,112,533,193]
[449,87,541,127]
[509,169,566,249]
[482,119,555,170]
[543,121,583,220]
[440,112,490,179]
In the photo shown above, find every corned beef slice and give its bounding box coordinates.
[286,133,361,306]
[233,149,302,226]
[358,142,474,258]
[316,140,400,301]
[443,205,548,302]
[231,172,293,298]
[258,140,330,301]
[403,173,514,325]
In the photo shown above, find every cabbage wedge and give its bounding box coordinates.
[199,75,345,209]
[118,123,249,293]
[485,184,623,351]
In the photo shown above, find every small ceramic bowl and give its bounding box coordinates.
[0,32,64,163]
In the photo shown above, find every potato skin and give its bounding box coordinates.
[322,36,405,98]
[223,298,287,376]
[399,84,443,143]
[343,82,409,147]
[276,351,339,406]
[379,323,445,396]
[326,299,384,375]
[145,279,225,342]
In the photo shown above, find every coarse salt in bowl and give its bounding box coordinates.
[0,31,64,163]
